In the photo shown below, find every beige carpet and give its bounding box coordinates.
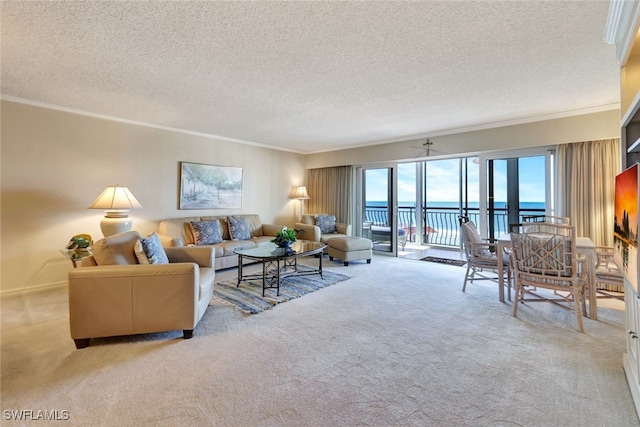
[2,255,638,426]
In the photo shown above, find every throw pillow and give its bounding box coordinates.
[189,220,223,245]
[134,239,150,264]
[315,214,337,234]
[228,216,251,241]
[138,233,169,265]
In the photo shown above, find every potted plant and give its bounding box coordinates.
[272,228,297,248]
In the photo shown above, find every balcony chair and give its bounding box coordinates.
[369,224,408,250]
[460,220,511,296]
[510,224,587,332]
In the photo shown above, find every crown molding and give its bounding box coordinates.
[604,0,640,65]
[0,95,305,155]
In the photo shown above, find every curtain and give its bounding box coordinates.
[557,138,620,246]
[306,166,354,224]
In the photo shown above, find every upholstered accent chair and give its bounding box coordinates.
[68,231,215,349]
[295,214,352,248]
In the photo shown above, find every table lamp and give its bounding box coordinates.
[89,185,142,237]
[292,185,310,219]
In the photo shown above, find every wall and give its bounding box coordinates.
[0,100,306,294]
[621,24,640,120]
[622,52,640,119]
[305,109,621,169]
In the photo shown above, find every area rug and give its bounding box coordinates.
[421,256,466,267]
[213,268,352,314]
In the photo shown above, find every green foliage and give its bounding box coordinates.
[272,228,297,246]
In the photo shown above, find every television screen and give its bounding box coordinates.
[614,163,639,292]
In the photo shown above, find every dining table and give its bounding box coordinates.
[497,233,598,320]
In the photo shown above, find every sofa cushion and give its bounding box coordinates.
[92,231,142,266]
[139,233,169,264]
[315,214,337,234]
[228,216,251,241]
[217,240,258,256]
[189,220,223,245]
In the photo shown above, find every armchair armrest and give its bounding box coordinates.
[295,222,320,242]
[336,223,352,235]
[69,262,199,279]
[165,246,214,268]
[262,223,286,236]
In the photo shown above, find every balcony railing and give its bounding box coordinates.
[364,205,545,247]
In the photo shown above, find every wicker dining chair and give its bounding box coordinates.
[521,215,570,225]
[594,246,625,298]
[510,224,587,332]
[460,220,511,295]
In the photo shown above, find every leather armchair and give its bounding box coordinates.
[68,231,215,349]
[295,214,351,246]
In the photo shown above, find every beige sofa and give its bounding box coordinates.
[156,214,285,270]
[295,214,352,249]
[68,231,215,349]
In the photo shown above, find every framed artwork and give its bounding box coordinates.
[614,163,639,292]
[179,162,243,209]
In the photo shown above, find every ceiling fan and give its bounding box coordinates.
[411,138,446,158]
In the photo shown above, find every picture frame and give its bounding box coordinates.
[614,162,639,292]
[179,162,243,209]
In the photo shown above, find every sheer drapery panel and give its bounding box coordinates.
[557,138,620,246]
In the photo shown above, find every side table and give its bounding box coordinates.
[60,249,93,268]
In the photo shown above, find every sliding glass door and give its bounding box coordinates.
[359,167,398,255]
[354,148,554,253]
[482,150,553,240]
[422,157,479,247]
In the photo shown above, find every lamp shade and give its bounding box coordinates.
[89,185,142,212]
[89,185,142,237]
[293,186,310,200]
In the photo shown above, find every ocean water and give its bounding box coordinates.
[364,201,546,239]
[365,201,545,210]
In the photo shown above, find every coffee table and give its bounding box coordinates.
[235,240,327,296]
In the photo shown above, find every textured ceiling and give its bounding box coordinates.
[1,1,620,154]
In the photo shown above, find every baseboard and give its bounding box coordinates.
[0,281,67,298]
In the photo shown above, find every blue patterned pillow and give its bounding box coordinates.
[139,233,169,264]
[228,216,251,241]
[315,215,337,234]
[190,220,223,245]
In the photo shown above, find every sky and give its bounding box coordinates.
[365,156,546,204]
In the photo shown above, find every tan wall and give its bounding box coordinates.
[305,109,621,169]
[621,55,640,119]
[1,100,306,294]
[621,33,640,120]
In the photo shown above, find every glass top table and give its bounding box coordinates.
[234,240,327,296]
